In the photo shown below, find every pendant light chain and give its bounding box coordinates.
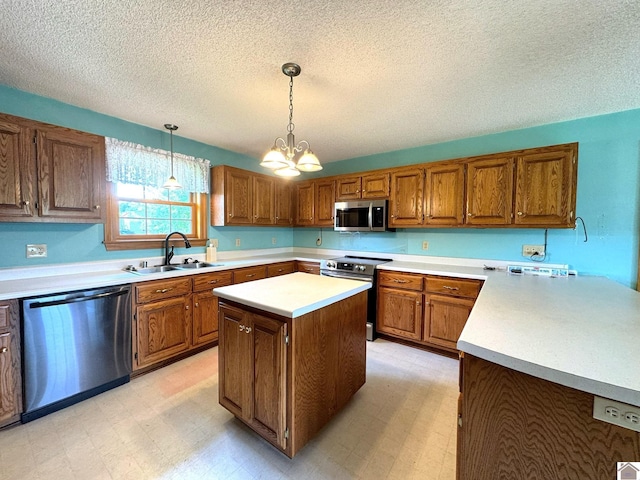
[287,75,295,134]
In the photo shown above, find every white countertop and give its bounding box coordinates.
[213,272,371,318]
[379,261,640,407]
[2,250,639,407]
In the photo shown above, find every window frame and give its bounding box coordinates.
[103,181,207,251]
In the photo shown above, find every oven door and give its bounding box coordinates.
[320,270,373,283]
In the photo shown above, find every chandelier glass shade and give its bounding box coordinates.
[261,63,322,177]
[163,123,181,189]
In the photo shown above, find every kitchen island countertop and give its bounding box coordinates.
[213,272,371,318]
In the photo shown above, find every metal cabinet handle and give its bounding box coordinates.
[155,288,173,293]
[0,347,7,353]
[22,200,30,206]
[185,305,189,310]
[517,211,523,216]
[416,301,421,306]
[195,302,199,307]
[467,213,474,217]
[239,325,245,331]
[209,280,219,284]
[393,279,409,284]
[246,274,255,278]
[443,286,459,291]
[278,269,284,272]
[245,327,252,334]
[94,205,100,210]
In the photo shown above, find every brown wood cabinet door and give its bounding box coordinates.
[295,181,314,225]
[336,176,362,200]
[390,168,424,226]
[466,156,514,225]
[275,181,293,225]
[253,175,275,224]
[0,117,34,220]
[424,294,474,350]
[225,168,252,224]
[315,179,335,226]
[219,303,250,418]
[36,128,105,222]
[0,332,17,423]
[192,291,219,346]
[425,163,464,225]
[135,295,191,368]
[248,313,287,449]
[514,144,577,227]
[361,172,390,199]
[377,287,423,340]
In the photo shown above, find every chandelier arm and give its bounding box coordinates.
[293,139,310,153]
[273,137,287,150]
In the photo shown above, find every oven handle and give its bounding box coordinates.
[320,271,373,282]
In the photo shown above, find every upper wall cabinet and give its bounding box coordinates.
[465,155,514,226]
[389,168,424,227]
[294,179,335,227]
[0,112,106,223]
[336,172,390,200]
[424,163,465,226]
[211,165,293,227]
[514,144,577,226]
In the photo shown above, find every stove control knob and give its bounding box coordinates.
[327,261,335,268]
[357,265,366,271]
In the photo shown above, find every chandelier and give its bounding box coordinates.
[260,63,322,177]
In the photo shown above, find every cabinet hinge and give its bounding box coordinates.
[284,428,289,439]
[33,136,37,144]
[458,414,462,427]
[134,352,138,360]
[285,334,289,346]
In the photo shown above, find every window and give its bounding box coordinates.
[103,137,209,251]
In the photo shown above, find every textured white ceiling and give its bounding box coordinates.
[1,0,639,163]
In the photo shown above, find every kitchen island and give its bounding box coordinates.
[213,272,370,457]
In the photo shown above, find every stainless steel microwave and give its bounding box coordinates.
[334,200,390,232]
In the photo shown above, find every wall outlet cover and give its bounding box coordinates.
[593,395,640,432]
[26,244,47,258]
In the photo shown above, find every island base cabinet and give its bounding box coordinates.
[218,291,367,458]
[457,354,640,480]
[219,303,287,450]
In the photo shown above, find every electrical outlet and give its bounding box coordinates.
[211,239,219,248]
[235,238,241,247]
[593,396,640,432]
[272,237,277,245]
[422,241,429,250]
[26,244,47,258]
[522,244,545,257]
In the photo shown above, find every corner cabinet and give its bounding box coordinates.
[211,165,294,227]
[0,300,21,426]
[0,112,106,223]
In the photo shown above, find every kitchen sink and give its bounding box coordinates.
[125,265,180,275]
[176,262,222,269]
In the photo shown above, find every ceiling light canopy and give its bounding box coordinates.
[261,63,321,177]
[163,123,181,189]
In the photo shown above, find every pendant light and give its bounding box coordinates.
[163,123,181,189]
[260,63,322,177]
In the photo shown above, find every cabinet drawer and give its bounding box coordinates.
[378,271,423,291]
[135,277,192,303]
[296,261,319,275]
[233,265,267,284]
[267,262,296,277]
[193,271,232,292]
[425,276,482,298]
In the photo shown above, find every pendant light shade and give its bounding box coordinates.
[163,124,181,189]
[261,63,322,176]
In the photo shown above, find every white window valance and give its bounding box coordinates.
[105,137,210,193]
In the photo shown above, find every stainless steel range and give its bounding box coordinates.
[320,255,392,341]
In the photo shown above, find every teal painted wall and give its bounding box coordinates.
[1,85,638,287]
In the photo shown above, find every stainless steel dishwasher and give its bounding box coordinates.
[21,284,132,422]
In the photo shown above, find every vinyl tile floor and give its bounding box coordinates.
[0,339,459,480]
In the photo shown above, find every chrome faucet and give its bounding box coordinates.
[164,231,192,265]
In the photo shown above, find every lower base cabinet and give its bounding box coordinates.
[377,271,483,353]
[458,354,640,479]
[0,300,21,426]
[218,291,367,457]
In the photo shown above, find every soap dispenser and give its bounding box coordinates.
[206,239,217,262]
